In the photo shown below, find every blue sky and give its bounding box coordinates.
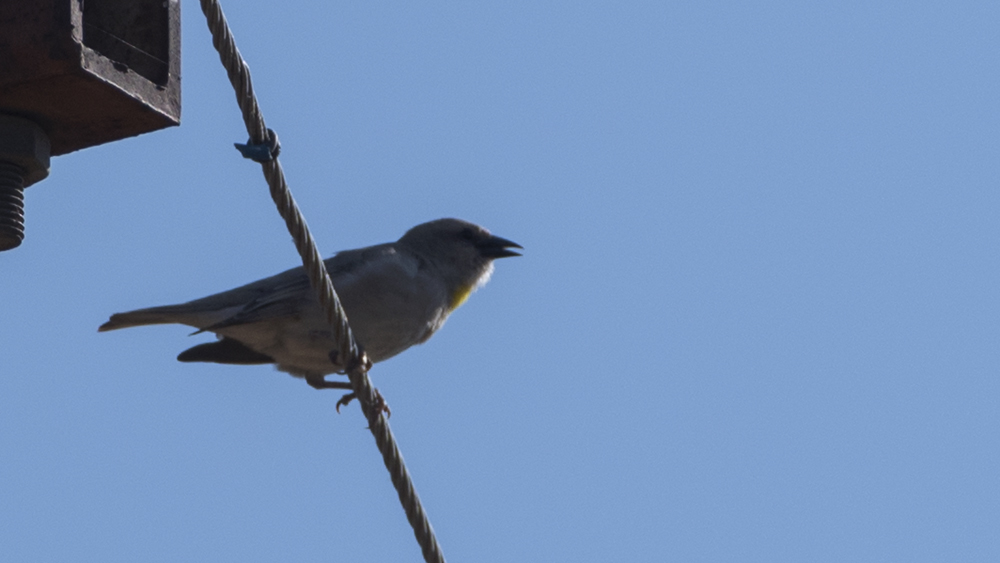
[3,1,999,561]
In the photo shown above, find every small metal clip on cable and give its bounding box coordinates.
[234,128,280,162]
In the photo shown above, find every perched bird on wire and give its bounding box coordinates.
[99,218,521,394]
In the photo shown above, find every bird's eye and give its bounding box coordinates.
[459,228,476,241]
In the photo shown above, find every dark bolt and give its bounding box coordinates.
[0,162,26,250]
[0,116,50,251]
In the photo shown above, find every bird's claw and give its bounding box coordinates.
[372,389,391,418]
[335,392,355,413]
[335,388,391,418]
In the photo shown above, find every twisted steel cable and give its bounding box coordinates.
[198,2,445,560]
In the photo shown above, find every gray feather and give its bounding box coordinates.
[177,338,275,365]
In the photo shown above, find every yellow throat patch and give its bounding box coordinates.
[449,284,475,311]
[448,264,494,311]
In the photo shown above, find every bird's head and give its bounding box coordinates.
[398,218,522,309]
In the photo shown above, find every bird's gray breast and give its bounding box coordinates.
[334,248,451,362]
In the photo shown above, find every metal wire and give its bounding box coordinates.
[198,2,445,561]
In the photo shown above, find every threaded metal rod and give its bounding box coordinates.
[0,161,26,251]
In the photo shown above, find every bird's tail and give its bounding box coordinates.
[98,304,204,332]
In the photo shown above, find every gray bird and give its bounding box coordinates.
[99,218,521,390]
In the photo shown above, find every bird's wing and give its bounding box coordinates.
[198,270,311,331]
[99,242,411,332]
[97,265,311,332]
[202,243,408,331]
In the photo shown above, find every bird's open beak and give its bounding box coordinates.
[478,235,523,258]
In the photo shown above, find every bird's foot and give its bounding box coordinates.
[335,392,355,413]
[305,375,353,391]
[326,347,385,416]
[329,346,372,373]
[335,388,391,418]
